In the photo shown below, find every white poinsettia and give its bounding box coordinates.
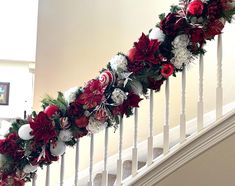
[64,87,78,103]
[149,27,165,42]
[110,54,128,73]
[172,34,190,48]
[111,88,127,105]
[59,129,73,142]
[86,117,107,133]
[171,48,192,69]
[129,80,143,95]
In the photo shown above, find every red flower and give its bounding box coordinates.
[44,105,59,118]
[73,128,88,138]
[129,33,160,64]
[190,27,205,46]
[76,79,106,109]
[147,77,164,91]
[0,133,24,161]
[187,0,204,16]
[204,19,225,39]
[160,13,189,36]
[127,60,145,74]
[30,112,57,144]
[207,1,223,21]
[67,102,83,117]
[112,93,142,116]
[75,116,89,128]
[161,64,174,78]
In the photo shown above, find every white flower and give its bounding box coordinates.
[227,0,235,9]
[86,117,107,133]
[111,88,127,105]
[172,34,189,48]
[171,48,192,69]
[64,87,78,103]
[110,54,128,73]
[149,27,165,42]
[0,120,12,137]
[129,80,143,95]
[59,129,73,142]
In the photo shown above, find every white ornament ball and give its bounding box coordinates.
[149,27,165,42]
[58,130,73,142]
[23,164,38,173]
[50,141,66,156]
[18,124,33,140]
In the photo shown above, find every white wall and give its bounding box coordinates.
[0,60,34,119]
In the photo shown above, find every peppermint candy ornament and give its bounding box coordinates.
[99,70,115,86]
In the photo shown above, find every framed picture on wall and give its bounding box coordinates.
[0,82,10,105]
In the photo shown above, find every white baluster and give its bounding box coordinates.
[74,139,80,186]
[45,165,50,186]
[147,90,153,165]
[88,134,94,186]
[197,53,204,132]
[132,108,138,176]
[180,68,186,143]
[102,127,109,186]
[163,79,170,155]
[32,174,36,186]
[216,34,223,119]
[60,153,65,186]
[116,117,123,186]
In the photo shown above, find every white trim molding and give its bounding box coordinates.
[123,109,235,186]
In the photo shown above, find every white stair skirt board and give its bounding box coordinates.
[61,101,235,186]
[124,109,235,186]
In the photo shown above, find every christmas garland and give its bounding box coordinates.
[0,0,235,185]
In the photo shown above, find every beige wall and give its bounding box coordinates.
[156,133,235,186]
[33,0,235,185]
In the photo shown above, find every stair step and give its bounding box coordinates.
[153,147,163,159]
[122,160,146,179]
[94,173,116,186]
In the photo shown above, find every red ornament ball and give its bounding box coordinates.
[99,70,115,86]
[187,0,204,16]
[44,105,59,118]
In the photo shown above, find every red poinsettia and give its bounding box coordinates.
[76,79,106,109]
[29,112,57,144]
[128,33,160,64]
[112,93,142,116]
[187,0,204,16]
[147,77,164,91]
[207,1,223,21]
[204,19,225,39]
[161,64,174,78]
[0,133,24,161]
[190,27,205,46]
[75,116,89,128]
[160,13,189,36]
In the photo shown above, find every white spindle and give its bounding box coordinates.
[180,68,186,143]
[216,34,223,119]
[45,165,50,186]
[32,175,36,186]
[163,79,170,155]
[102,127,109,186]
[60,153,65,186]
[197,53,204,131]
[132,108,138,176]
[88,134,94,186]
[116,117,123,186]
[74,139,80,186]
[147,90,153,165]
